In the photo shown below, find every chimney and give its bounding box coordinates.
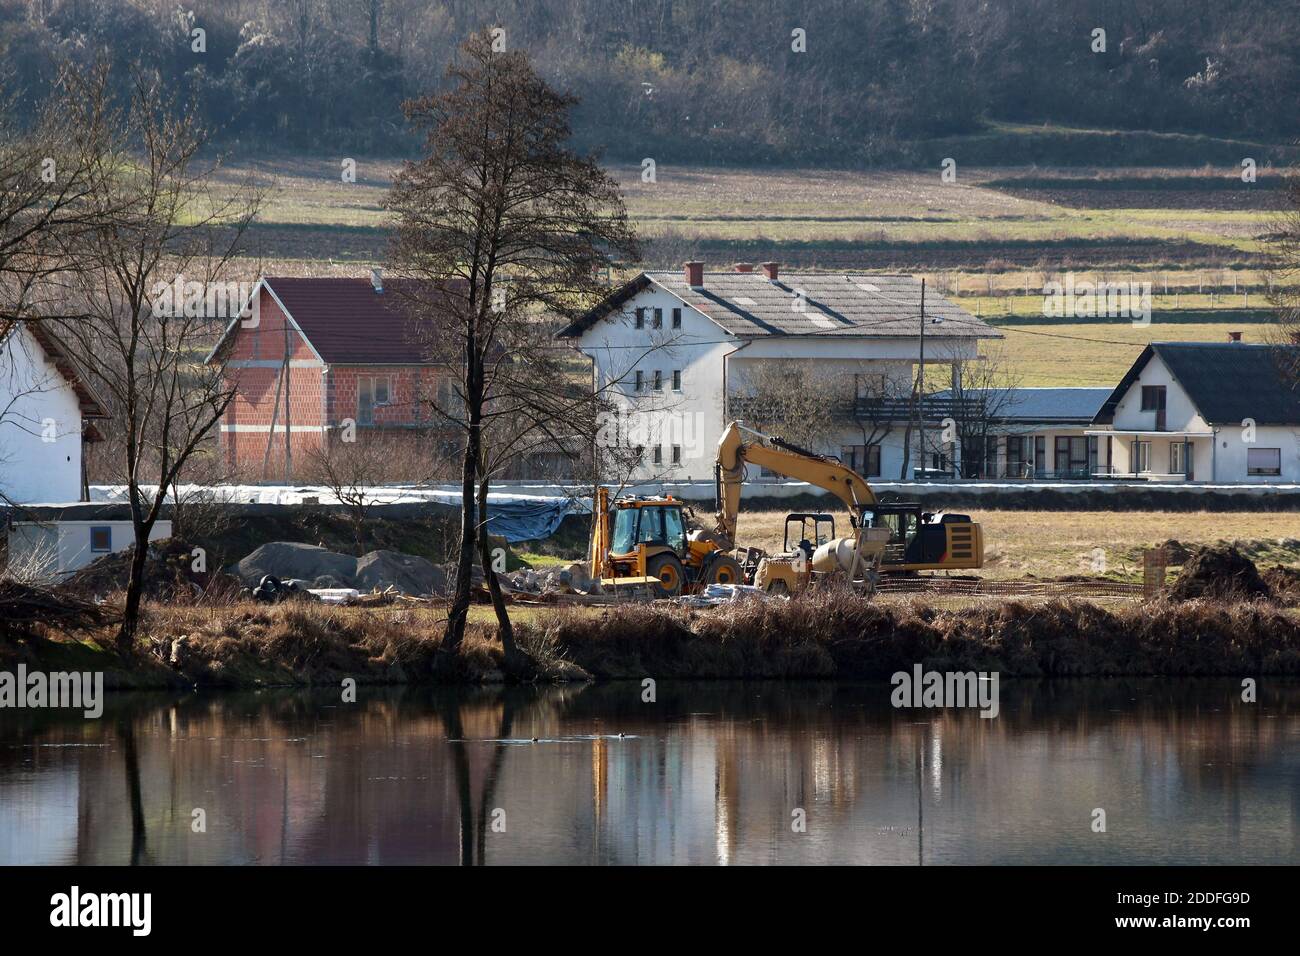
[684,261,704,287]
[761,261,779,281]
[370,268,383,293]
[1227,330,1242,342]
[733,262,754,273]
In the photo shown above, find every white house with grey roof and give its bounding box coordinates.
[930,387,1113,478]
[557,261,1000,482]
[1089,341,1300,482]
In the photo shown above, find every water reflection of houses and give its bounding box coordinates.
[3,682,1296,865]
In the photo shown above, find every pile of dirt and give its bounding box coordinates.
[230,542,468,596]
[231,542,358,589]
[355,550,447,596]
[1261,565,1300,602]
[1168,545,1272,601]
[1158,539,1194,564]
[64,538,241,603]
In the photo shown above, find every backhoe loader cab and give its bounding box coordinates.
[783,513,836,558]
[590,490,743,598]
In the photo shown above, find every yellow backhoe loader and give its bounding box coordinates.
[588,487,743,598]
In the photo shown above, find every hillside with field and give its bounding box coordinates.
[221,155,1291,390]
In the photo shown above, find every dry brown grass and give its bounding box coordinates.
[19,584,1298,686]
[734,508,1300,581]
[533,589,1300,679]
[113,600,574,686]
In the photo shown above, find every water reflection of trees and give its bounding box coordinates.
[4,679,1296,864]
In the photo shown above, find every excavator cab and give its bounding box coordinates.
[871,503,983,573]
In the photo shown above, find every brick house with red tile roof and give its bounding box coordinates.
[206,274,453,480]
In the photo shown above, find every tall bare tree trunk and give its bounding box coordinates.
[117,497,151,655]
[444,424,478,657]
[476,471,519,667]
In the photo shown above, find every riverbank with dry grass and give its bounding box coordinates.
[5,589,1297,691]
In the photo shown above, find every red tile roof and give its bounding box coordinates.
[264,276,434,365]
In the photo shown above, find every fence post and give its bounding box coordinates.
[1142,547,1167,600]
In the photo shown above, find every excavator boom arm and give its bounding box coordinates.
[714,421,877,545]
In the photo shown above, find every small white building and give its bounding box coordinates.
[558,262,999,481]
[0,322,107,503]
[1090,341,1300,482]
[8,518,172,580]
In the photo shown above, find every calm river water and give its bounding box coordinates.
[1,679,1296,865]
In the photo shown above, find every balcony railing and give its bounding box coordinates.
[852,395,989,422]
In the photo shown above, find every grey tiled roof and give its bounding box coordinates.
[1095,343,1300,426]
[933,387,1112,423]
[559,271,999,339]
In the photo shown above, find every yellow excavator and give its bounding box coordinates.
[588,421,984,597]
[715,421,982,594]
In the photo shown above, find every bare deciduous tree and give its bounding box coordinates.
[52,70,261,653]
[387,30,639,666]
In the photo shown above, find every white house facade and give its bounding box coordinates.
[1090,342,1300,482]
[0,323,107,504]
[558,262,999,482]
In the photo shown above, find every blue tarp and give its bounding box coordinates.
[481,495,578,543]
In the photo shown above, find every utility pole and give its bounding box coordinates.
[283,320,293,484]
[917,278,926,478]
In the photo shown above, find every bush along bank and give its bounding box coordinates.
[6,591,1298,689]
[534,593,1300,680]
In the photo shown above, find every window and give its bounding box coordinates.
[1034,436,1046,475]
[1054,436,1088,476]
[634,307,645,329]
[1140,385,1166,411]
[1141,385,1167,429]
[611,508,637,554]
[1247,448,1282,476]
[358,376,393,425]
[90,526,112,553]
[840,444,881,478]
[634,370,643,392]
[653,445,663,465]
[638,507,664,544]
[436,378,464,416]
[652,308,663,329]
[1006,436,1029,477]
[652,370,662,391]
[662,506,686,551]
[1170,442,1185,475]
[671,444,681,465]
[671,308,682,329]
[1135,440,1152,473]
[672,369,682,391]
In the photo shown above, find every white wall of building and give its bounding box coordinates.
[0,326,84,504]
[8,519,172,580]
[578,285,736,482]
[573,281,985,482]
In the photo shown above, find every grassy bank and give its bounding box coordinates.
[7,591,1297,689]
